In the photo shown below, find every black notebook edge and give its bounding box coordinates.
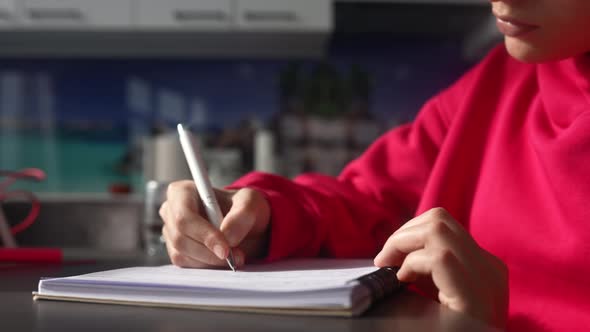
[355,266,403,312]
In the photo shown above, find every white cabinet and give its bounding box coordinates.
[137,0,233,30]
[0,0,17,27]
[5,0,333,31]
[136,0,333,32]
[0,0,333,57]
[21,0,133,29]
[236,0,332,31]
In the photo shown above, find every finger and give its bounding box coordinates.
[165,183,230,259]
[380,218,479,278]
[163,224,227,267]
[375,209,448,267]
[213,187,236,215]
[164,182,202,225]
[220,189,259,247]
[374,220,433,267]
[375,218,458,267]
[169,212,230,260]
[397,248,473,312]
[163,226,207,268]
[166,243,213,269]
[396,207,467,237]
[159,201,169,223]
[166,181,201,216]
[374,235,409,268]
[230,247,246,267]
[376,207,477,268]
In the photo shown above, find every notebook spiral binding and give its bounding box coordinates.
[357,267,402,301]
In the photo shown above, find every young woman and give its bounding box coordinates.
[159,1,590,330]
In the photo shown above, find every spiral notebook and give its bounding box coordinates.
[33,259,401,317]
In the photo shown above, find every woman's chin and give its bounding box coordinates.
[504,39,548,63]
[503,37,590,63]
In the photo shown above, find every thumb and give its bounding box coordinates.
[220,189,259,247]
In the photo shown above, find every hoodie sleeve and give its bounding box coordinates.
[227,94,452,262]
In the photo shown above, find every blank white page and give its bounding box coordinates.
[41,259,379,293]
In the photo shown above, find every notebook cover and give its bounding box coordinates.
[33,292,373,317]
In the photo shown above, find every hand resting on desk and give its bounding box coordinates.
[374,207,508,329]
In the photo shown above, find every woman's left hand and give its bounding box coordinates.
[374,207,508,328]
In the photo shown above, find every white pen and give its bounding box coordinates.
[177,123,237,272]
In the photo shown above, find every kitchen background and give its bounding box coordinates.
[0,1,497,194]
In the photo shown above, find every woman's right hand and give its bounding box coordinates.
[159,180,271,269]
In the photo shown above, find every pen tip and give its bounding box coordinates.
[227,252,237,272]
[228,260,236,272]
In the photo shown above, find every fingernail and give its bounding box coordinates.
[213,244,226,260]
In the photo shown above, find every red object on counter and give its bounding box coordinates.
[108,183,132,194]
[0,248,63,263]
[0,168,46,235]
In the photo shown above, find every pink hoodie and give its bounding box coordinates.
[230,45,590,331]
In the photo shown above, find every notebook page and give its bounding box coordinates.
[42,259,380,293]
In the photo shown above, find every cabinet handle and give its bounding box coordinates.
[173,9,228,22]
[28,8,85,21]
[243,10,298,23]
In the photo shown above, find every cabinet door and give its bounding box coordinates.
[0,0,17,28]
[236,0,332,31]
[22,0,132,28]
[137,0,233,30]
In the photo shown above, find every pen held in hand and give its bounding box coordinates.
[177,123,237,272]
